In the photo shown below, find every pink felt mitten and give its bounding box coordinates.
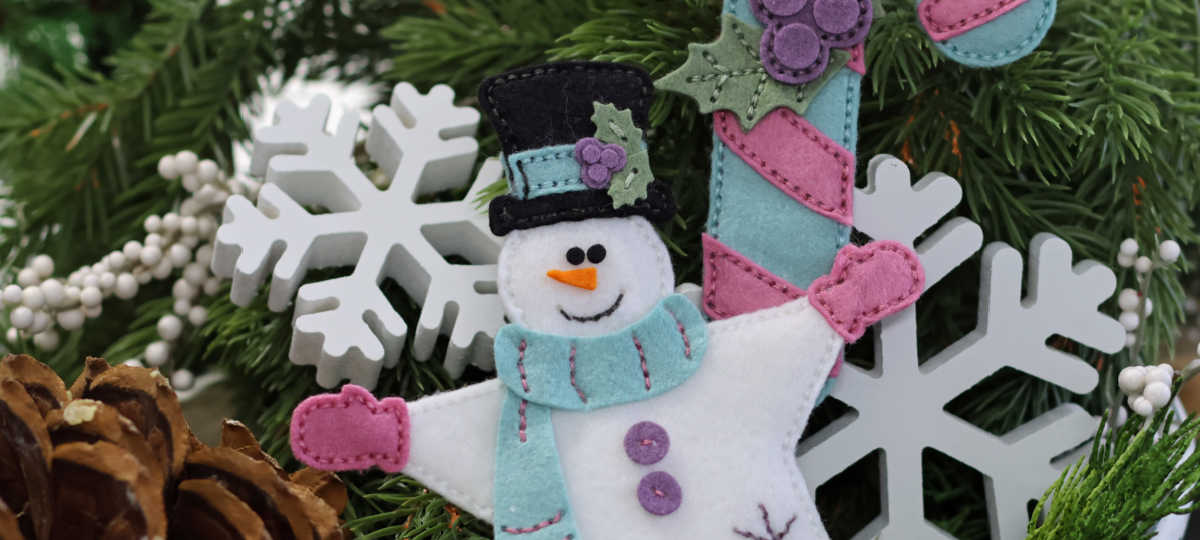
[290,384,410,473]
[808,241,925,342]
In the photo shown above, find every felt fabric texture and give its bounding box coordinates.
[806,68,861,151]
[488,180,675,236]
[919,0,1030,41]
[479,62,652,156]
[921,0,1056,67]
[498,217,676,338]
[575,138,627,189]
[707,136,848,290]
[653,15,851,132]
[591,103,657,208]
[846,42,866,74]
[808,241,925,342]
[492,294,706,540]
[750,0,873,84]
[505,144,587,199]
[395,297,843,539]
[290,384,409,473]
[715,108,855,225]
[702,233,805,320]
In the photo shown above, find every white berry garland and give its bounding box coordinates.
[1115,237,1180,350]
[2,151,260,390]
[1117,363,1175,417]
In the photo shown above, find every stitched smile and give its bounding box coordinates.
[559,293,625,323]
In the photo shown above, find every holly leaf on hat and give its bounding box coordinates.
[654,14,849,132]
[591,102,655,208]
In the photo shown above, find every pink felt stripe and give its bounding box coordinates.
[702,234,805,320]
[714,109,854,225]
[918,0,1030,41]
[845,44,866,75]
[808,241,925,343]
[290,384,410,473]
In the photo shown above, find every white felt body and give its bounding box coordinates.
[498,216,675,337]
[404,296,842,539]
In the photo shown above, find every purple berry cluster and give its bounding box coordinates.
[574,137,628,189]
[751,0,873,85]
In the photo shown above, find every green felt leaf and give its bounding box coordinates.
[592,102,655,208]
[654,14,850,131]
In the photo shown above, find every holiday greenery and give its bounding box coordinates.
[0,0,1197,538]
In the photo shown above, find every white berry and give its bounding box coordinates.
[33,330,59,352]
[140,245,163,266]
[115,273,138,300]
[173,299,191,316]
[1145,364,1174,386]
[187,305,208,326]
[1117,253,1135,268]
[98,272,116,290]
[2,285,23,305]
[40,280,64,307]
[1143,298,1153,317]
[29,311,50,334]
[180,216,198,236]
[145,341,170,366]
[171,369,195,390]
[152,259,173,279]
[157,315,183,341]
[107,251,127,270]
[21,286,44,310]
[1119,311,1140,331]
[1118,289,1140,312]
[162,213,181,233]
[30,255,54,278]
[16,267,39,287]
[144,214,162,233]
[1120,238,1139,257]
[123,359,144,368]
[168,244,192,268]
[1144,381,1172,408]
[56,309,85,331]
[64,286,80,304]
[173,279,197,301]
[123,240,143,261]
[196,160,219,183]
[174,150,198,173]
[79,286,103,307]
[81,273,100,289]
[83,304,102,318]
[203,277,222,296]
[1125,332,1137,348]
[182,174,201,193]
[1118,366,1147,395]
[1159,240,1181,264]
[1135,256,1153,274]
[157,154,180,179]
[135,271,152,285]
[5,328,17,344]
[183,263,207,286]
[10,306,33,329]
[145,233,164,247]
[1129,395,1154,417]
[194,245,214,267]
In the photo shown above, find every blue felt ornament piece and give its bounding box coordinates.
[918,0,1057,67]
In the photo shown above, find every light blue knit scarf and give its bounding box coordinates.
[491,294,708,540]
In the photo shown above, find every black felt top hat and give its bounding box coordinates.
[480,61,676,236]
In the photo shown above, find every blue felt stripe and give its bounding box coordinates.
[504,145,585,200]
[924,0,1057,67]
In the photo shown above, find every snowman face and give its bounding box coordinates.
[498,216,675,337]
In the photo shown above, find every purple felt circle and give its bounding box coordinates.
[762,0,808,17]
[583,164,612,188]
[580,143,603,164]
[637,472,682,516]
[599,147,626,170]
[812,0,860,34]
[623,421,670,465]
[772,23,821,69]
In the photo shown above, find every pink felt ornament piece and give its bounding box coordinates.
[714,109,854,225]
[919,0,1031,41]
[845,43,866,75]
[809,241,925,342]
[291,384,411,472]
[702,234,805,320]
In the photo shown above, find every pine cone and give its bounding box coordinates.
[0,355,346,540]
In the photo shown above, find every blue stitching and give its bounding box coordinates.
[935,0,1054,62]
[709,137,727,235]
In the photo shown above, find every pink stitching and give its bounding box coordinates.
[812,244,922,337]
[633,335,651,390]
[294,392,407,466]
[705,237,804,319]
[518,399,528,443]
[922,0,1024,33]
[501,509,565,534]
[715,110,852,222]
[669,313,692,359]
[518,340,530,393]
[734,504,798,540]
[569,344,587,403]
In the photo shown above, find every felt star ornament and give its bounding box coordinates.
[290,241,924,540]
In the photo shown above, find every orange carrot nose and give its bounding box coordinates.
[546,268,598,290]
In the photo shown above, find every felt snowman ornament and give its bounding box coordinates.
[290,62,925,540]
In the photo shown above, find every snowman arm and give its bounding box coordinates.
[290,380,504,522]
[806,241,925,343]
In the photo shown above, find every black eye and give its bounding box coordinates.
[566,247,586,265]
[587,244,607,264]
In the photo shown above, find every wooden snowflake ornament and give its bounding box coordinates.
[212,83,505,388]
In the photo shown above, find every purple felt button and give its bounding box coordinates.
[637,471,682,516]
[813,0,860,34]
[624,421,670,465]
[772,23,821,69]
[762,0,808,17]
